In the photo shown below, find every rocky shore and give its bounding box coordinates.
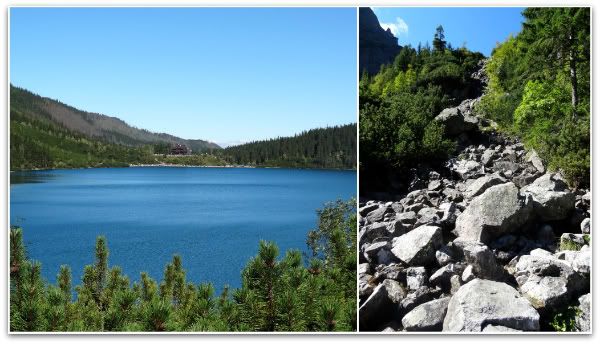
[358,97,591,332]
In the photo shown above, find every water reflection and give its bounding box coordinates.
[10,172,57,185]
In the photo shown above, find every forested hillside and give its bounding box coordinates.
[10,200,357,332]
[360,25,484,191]
[222,124,357,169]
[10,86,220,152]
[360,7,589,191]
[10,86,355,170]
[477,8,590,187]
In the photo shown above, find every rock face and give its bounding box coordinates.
[359,7,401,75]
[402,297,451,331]
[455,183,533,244]
[391,225,443,266]
[523,173,575,221]
[443,279,540,332]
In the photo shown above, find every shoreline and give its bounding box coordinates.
[10,164,357,173]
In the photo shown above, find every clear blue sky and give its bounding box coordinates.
[372,7,525,56]
[10,8,357,147]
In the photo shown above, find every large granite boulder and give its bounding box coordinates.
[443,279,540,332]
[359,279,406,330]
[464,173,506,199]
[523,173,575,221]
[402,297,451,331]
[434,107,479,136]
[455,182,533,244]
[513,255,586,312]
[391,225,443,266]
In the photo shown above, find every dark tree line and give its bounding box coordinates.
[222,124,357,169]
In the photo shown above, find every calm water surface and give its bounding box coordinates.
[10,167,356,289]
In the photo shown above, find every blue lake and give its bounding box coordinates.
[10,167,356,290]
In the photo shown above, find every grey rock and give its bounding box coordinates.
[400,286,443,315]
[454,239,506,281]
[452,159,482,180]
[358,263,371,276]
[442,188,463,202]
[464,173,506,199]
[416,207,441,226]
[359,204,379,217]
[396,211,417,225]
[572,250,590,275]
[435,245,455,266]
[406,267,427,290]
[363,241,389,263]
[454,183,533,244]
[481,149,496,167]
[391,225,443,266]
[527,149,545,173]
[359,279,406,329]
[365,206,391,223]
[434,107,478,136]
[428,180,442,191]
[482,325,523,332]
[373,263,405,282]
[402,297,451,331]
[523,173,575,221]
[580,218,590,234]
[429,263,464,291]
[514,255,585,312]
[461,265,475,283]
[359,274,374,299]
[492,161,521,175]
[359,222,389,247]
[443,279,540,332]
[438,202,459,227]
[575,293,590,332]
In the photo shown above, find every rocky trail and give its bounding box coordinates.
[358,74,591,332]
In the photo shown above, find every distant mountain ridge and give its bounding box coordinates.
[10,85,221,152]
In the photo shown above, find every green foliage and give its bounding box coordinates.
[10,85,351,171]
[360,27,483,190]
[478,8,590,187]
[9,199,356,332]
[549,305,581,332]
[221,125,357,169]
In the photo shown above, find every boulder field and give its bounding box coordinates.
[358,99,591,332]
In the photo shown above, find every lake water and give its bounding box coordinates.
[10,167,356,290]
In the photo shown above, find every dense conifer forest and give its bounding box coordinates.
[360,8,589,191]
[10,86,356,170]
[222,124,357,169]
[10,200,356,332]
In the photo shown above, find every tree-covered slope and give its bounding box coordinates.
[477,7,590,187]
[359,24,485,191]
[222,124,357,169]
[10,85,221,152]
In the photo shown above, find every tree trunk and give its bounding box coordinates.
[569,30,579,120]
